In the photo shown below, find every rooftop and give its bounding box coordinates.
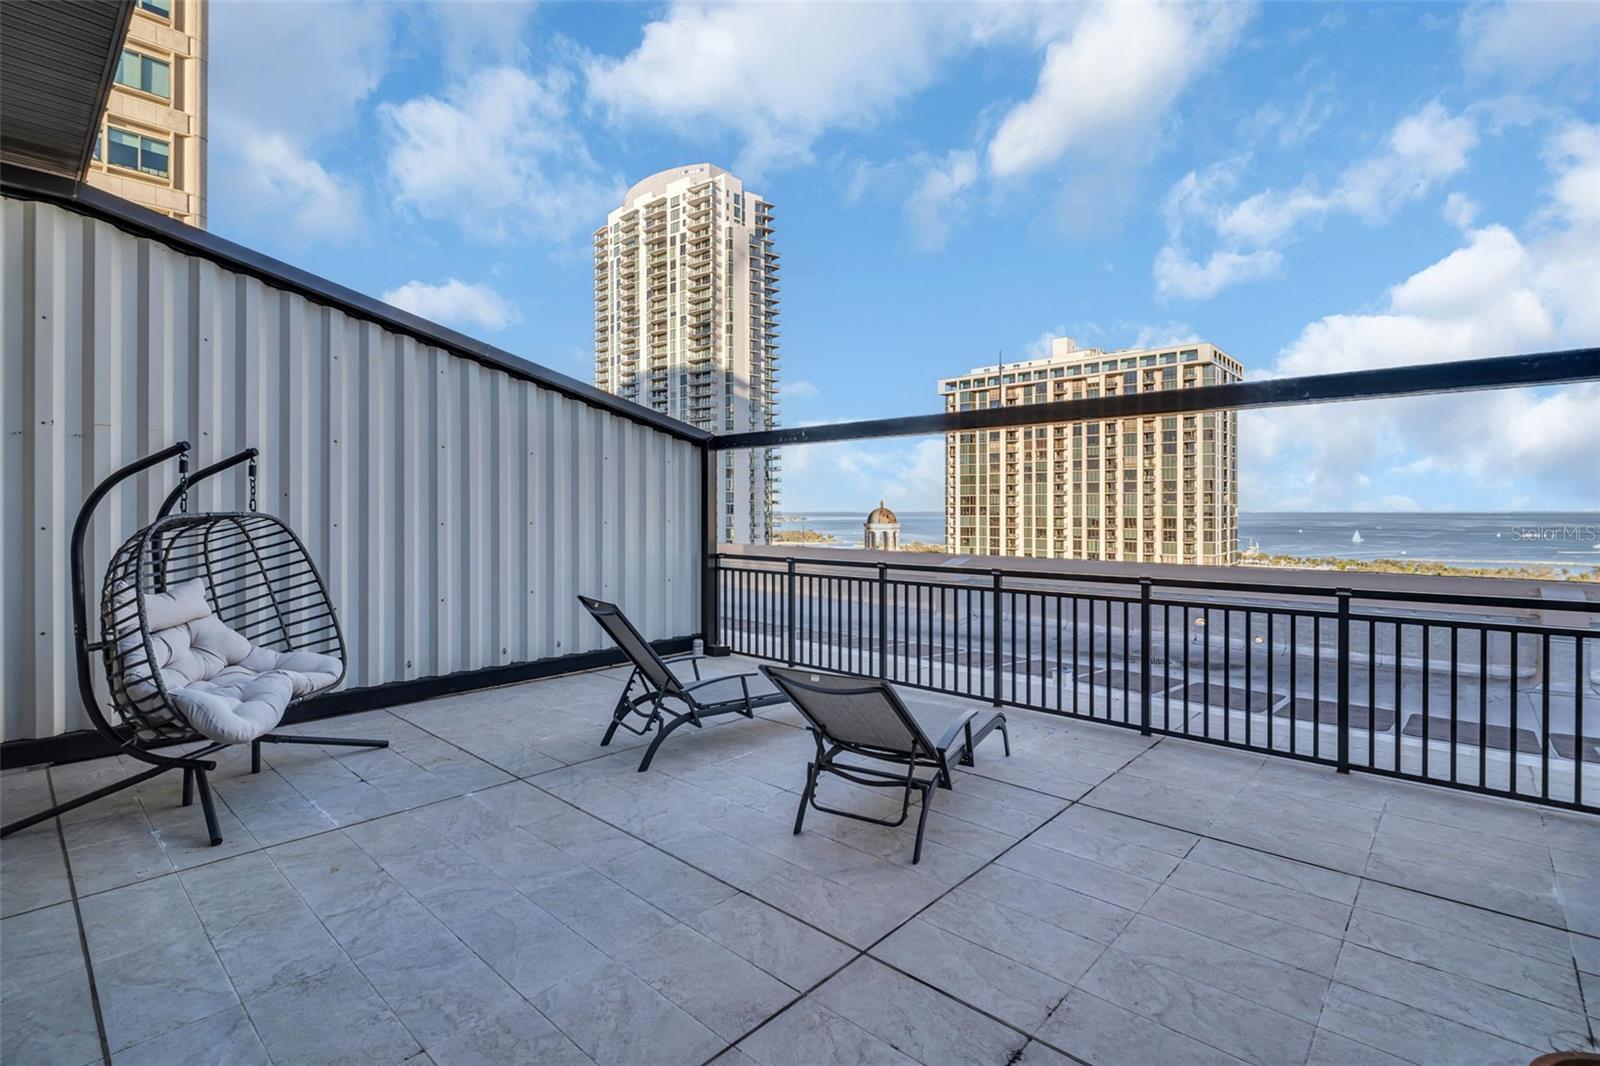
[4,656,1596,1065]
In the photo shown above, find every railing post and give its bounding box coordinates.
[876,563,888,679]
[785,557,797,666]
[992,570,1004,707]
[699,444,728,656]
[1139,579,1153,736]
[1336,588,1351,773]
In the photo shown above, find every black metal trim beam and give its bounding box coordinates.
[0,165,711,446]
[0,635,696,770]
[710,348,1600,450]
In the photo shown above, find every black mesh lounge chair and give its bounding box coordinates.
[579,595,786,772]
[760,665,1009,864]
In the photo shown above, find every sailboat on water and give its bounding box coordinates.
[1351,530,1364,544]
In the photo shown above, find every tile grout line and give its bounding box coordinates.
[165,858,282,1063]
[1072,790,1587,941]
[706,726,1164,1066]
[43,766,113,1066]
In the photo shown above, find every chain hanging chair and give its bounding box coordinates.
[1,442,387,846]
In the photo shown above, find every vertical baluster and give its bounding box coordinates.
[985,569,998,710]
[1056,595,1065,713]
[1267,613,1276,751]
[1123,599,1131,726]
[1575,638,1585,809]
[1139,581,1152,736]
[1072,596,1080,715]
[1479,628,1489,789]
[1449,625,1459,787]
[1540,631,1550,802]
[1336,591,1350,774]
[1204,607,1213,739]
[1422,623,1432,781]
[1312,614,1322,760]
[1511,630,1520,795]
[1245,610,1254,749]
[1393,623,1403,776]
[1223,607,1232,744]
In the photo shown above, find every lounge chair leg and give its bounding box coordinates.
[192,769,223,847]
[911,784,934,865]
[182,767,195,807]
[636,710,695,772]
[794,763,817,835]
[250,740,261,774]
[958,721,976,767]
[600,690,631,747]
[261,733,388,749]
[1,764,174,839]
[998,716,1011,756]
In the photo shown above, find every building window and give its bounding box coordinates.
[107,128,170,178]
[139,0,171,17]
[117,49,170,98]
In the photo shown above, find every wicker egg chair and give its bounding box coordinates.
[1,442,386,846]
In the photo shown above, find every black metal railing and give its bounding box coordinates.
[714,553,1598,813]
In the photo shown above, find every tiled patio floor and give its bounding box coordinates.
[2,655,1597,1065]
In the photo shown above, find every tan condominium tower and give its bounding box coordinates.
[941,338,1241,565]
[594,165,780,544]
[87,0,207,226]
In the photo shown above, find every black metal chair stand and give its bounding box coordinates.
[760,664,1009,864]
[0,442,386,847]
[579,595,787,771]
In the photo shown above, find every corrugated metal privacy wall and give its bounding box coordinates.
[1,196,702,743]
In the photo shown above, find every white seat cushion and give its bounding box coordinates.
[118,578,342,744]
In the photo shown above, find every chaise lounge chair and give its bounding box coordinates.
[759,664,1009,864]
[579,595,787,772]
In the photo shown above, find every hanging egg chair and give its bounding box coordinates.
[0,443,386,846]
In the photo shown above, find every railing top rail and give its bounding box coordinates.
[713,551,1600,616]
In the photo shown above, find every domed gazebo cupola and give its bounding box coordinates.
[864,500,900,551]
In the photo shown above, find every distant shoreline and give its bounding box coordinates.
[772,510,1600,576]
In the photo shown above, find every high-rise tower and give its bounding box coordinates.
[594,164,779,543]
[941,338,1240,564]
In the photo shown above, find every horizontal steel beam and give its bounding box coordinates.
[710,348,1600,450]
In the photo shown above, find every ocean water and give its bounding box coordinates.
[774,511,1600,570]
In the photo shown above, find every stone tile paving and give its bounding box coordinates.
[1,655,1596,1065]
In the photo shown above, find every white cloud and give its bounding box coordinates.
[585,2,996,174]
[413,0,539,73]
[1154,247,1282,301]
[905,151,979,252]
[783,438,946,511]
[1241,124,1600,510]
[1024,327,1067,360]
[1442,191,1481,229]
[211,1,395,141]
[208,1,396,240]
[1460,1,1600,83]
[987,2,1254,180]
[1129,322,1201,349]
[785,380,820,400]
[381,278,521,333]
[381,67,618,242]
[220,129,363,241]
[1157,103,1479,299]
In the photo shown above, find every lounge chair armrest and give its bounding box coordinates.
[664,653,704,680]
[935,709,985,754]
[680,672,754,700]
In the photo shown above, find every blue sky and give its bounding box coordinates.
[208,1,1599,516]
